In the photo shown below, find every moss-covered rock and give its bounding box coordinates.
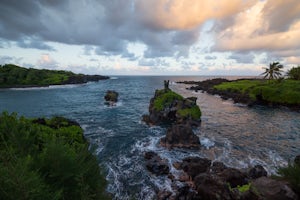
[143,88,201,126]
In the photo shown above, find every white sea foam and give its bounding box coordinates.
[200,137,215,149]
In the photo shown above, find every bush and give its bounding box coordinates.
[0,112,110,200]
[287,66,300,80]
[277,163,300,195]
[153,89,184,111]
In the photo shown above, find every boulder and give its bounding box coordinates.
[144,151,170,176]
[160,124,201,149]
[219,168,248,188]
[250,177,298,200]
[179,157,211,180]
[104,90,118,106]
[248,165,268,179]
[210,161,228,173]
[195,173,233,200]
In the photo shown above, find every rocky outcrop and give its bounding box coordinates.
[104,90,119,106]
[160,124,201,149]
[63,74,109,84]
[142,88,201,126]
[154,156,298,200]
[144,151,170,176]
[251,177,298,200]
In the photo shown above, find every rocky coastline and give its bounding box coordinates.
[142,81,299,200]
[178,78,300,110]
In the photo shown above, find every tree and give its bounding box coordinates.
[287,66,300,80]
[261,62,284,80]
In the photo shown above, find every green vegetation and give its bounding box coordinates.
[237,183,251,193]
[0,64,74,87]
[0,112,110,200]
[153,89,184,111]
[287,66,300,80]
[214,79,300,105]
[261,62,284,80]
[0,64,108,88]
[177,106,201,120]
[277,163,300,195]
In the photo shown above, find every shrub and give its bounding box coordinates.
[0,112,110,200]
[153,89,184,111]
[277,163,300,195]
[287,66,300,80]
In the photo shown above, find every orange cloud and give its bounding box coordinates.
[213,0,300,52]
[135,0,255,30]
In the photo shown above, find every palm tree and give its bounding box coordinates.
[261,62,284,80]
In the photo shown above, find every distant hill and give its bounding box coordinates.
[0,64,109,88]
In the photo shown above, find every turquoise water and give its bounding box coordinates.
[1,76,299,199]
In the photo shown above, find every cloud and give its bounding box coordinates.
[36,54,58,69]
[205,55,217,60]
[135,0,255,30]
[213,1,300,52]
[228,52,255,63]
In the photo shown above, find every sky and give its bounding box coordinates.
[0,0,300,76]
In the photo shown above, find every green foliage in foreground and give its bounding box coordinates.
[0,112,110,200]
[277,163,300,194]
[153,89,184,111]
[214,79,300,105]
[0,64,74,87]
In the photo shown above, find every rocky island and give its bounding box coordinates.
[0,64,109,88]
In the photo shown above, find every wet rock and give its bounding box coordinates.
[250,177,298,200]
[195,173,233,200]
[210,161,228,173]
[248,165,268,179]
[104,90,118,105]
[160,124,201,150]
[294,155,300,166]
[173,185,200,200]
[219,168,248,188]
[144,151,170,176]
[180,157,211,180]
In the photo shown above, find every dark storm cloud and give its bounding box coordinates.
[0,0,201,58]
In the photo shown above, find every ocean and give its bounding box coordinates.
[1,76,299,199]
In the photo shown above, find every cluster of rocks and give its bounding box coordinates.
[142,81,299,200]
[142,81,202,149]
[104,90,119,106]
[145,153,299,200]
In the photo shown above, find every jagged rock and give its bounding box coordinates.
[210,161,228,173]
[179,157,211,180]
[248,165,268,179]
[195,173,233,200]
[142,88,201,126]
[219,168,248,188]
[144,151,169,176]
[160,124,201,149]
[104,90,118,106]
[250,177,298,200]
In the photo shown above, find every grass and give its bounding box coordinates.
[177,106,201,120]
[214,79,300,105]
[153,89,184,111]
